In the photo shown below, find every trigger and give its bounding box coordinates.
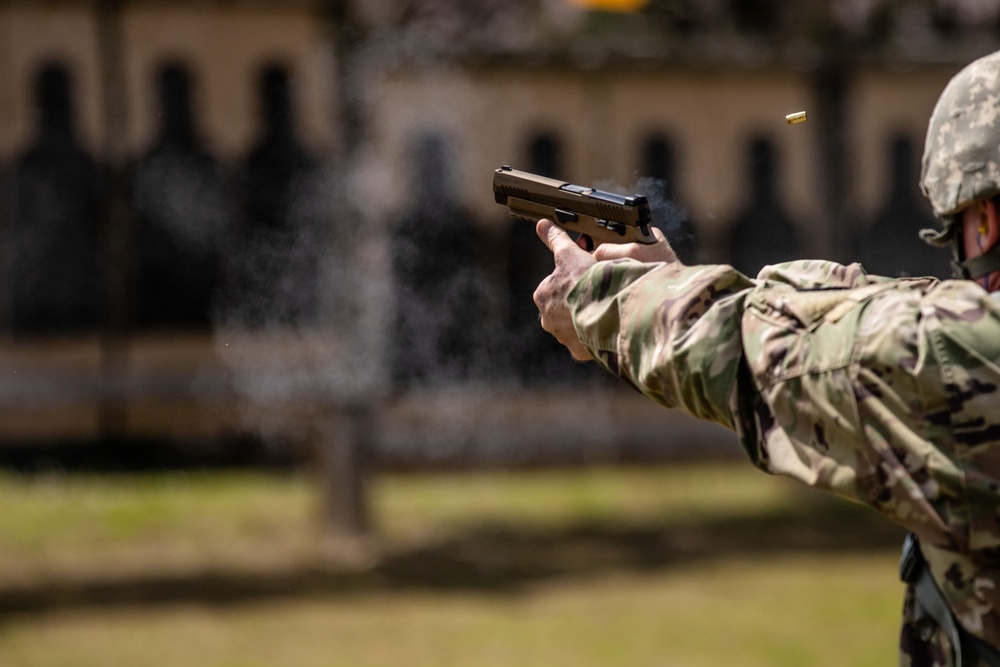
[565,230,593,251]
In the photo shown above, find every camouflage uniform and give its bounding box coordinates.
[564,50,1000,666]
[568,258,1000,665]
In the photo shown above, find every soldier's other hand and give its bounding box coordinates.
[533,219,595,362]
[593,227,679,264]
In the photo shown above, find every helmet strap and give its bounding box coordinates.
[951,236,1000,281]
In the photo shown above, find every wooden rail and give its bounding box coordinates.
[0,334,739,464]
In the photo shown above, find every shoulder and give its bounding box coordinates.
[754,260,883,290]
[853,279,1000,427]
[921,280,1000,332]
[916,280,1000,373]
[848,276,1000,354]
[859,279,1000,357]
[740,262,962,388]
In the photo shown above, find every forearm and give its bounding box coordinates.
[568,259,754,429]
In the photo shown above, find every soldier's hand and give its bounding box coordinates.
[533,219,596,362]
[593,226,678,264]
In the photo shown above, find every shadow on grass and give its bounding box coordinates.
[0,492,904,620]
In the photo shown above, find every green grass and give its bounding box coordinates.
[0,472,316,582]
[0,464,905,667]
[376,464,796,533]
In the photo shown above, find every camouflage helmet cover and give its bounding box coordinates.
[920,49,1000,245]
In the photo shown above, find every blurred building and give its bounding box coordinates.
[0,0,997,465]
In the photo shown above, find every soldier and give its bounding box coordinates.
[532,50,1000,666]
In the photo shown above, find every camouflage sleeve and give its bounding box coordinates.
[568,257,1000,544]
[568,259,755,430]
[569,257,1000,644]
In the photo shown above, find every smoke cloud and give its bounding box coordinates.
[592,176,696,260]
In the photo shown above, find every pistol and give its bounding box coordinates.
[493,165,656,245]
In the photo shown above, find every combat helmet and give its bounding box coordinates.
[919,49,1000,279]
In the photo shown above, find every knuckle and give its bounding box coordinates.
[533,284,552,310]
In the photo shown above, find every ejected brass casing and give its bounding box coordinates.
[785,111,807,124]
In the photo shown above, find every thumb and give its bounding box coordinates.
[536,219,588,258]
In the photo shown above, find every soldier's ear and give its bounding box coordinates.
[986,198,1000,248]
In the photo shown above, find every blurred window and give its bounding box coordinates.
[9,62,102,335]
[506,131,592,385]
[640,132,697,263]
[727,136,801,275]
[131,62,232,330]
[389,131,483,388]
[859,134,950,278]
[220,63,324,329]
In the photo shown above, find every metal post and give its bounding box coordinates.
[315,405,375,561]
[95,0,131,438]
[317,0,376,551]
